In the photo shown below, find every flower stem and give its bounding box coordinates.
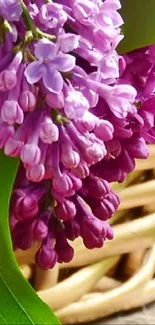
[52,109,70,125]
[36,28,56,42]
[3,20,12,33]
[20,0,56,41]
[20,0,38,37]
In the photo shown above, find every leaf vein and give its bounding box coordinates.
[0,271,35,324]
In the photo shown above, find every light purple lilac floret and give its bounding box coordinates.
[0,0,154,269]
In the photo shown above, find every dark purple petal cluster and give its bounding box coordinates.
[122,46,155,145]
[10,165,117,268]
[0,0,153,269]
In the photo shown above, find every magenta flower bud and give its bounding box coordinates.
[0,52,22,91]
[4,137,23,157]
[105,222,114,240]
[64,187,76,198]
[81,216,106,249]
[53,174,73,194]
[33,220,48,241]
[14,197,39,222]
[69,174,82,191]
[117,149,135,173]
[75,112,97,133]
[13,228,33,250]
[51,188,65,202]
[44,164,54,180]
[1,100,24,125]
[127,137,149,159]
[59,125,80,169]
[61,149,80,169]
[72,162,90,179]
[84,143,106,164]
[10,214,17,232]
[0,70,17,91]
[0,124,15,149]
[21,144,41,166]
[94,199,116,220]
[93,190,120,220]
[55,240,74,263]
[64,90,89,120]
[46,92,64,109]
[86,176,109,199]
[19,91,36,112]
[143,65,155,97]
[106,139,121,158]
[54,200,76,221]
[12,221,34,250]
[26,164,45,182]
[94,120,114,141]
[108,190,120,210]
[52,187,75,200]
[39,118,59,144]
[9,51,23,73]
[64,219,81,240]
[35,245,57,270]
[12,186,45,221]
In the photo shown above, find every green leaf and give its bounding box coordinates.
[118,0,155,53]
[0,151,60,325]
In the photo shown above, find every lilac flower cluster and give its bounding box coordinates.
[0,0,153,269]
[122,46,155,144]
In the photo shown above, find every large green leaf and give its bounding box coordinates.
[118,0,155,53]
[0,151,60,325]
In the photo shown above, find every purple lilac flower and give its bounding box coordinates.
[0,0,153,269]
[38,3,67,31]
[25,39,76,93]
[0,0,22,22]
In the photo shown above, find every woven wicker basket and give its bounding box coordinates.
[15,144,155,324]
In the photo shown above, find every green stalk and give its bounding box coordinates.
[20,0,37,37]
[20,0,56,41]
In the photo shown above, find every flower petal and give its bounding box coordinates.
[35,39,57,60]
[59,34,80,53]
[53,53,76,72]
[24,61,42,85]
[0,0,22,22]
[107,97,130,118]
[43,67,63,93]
